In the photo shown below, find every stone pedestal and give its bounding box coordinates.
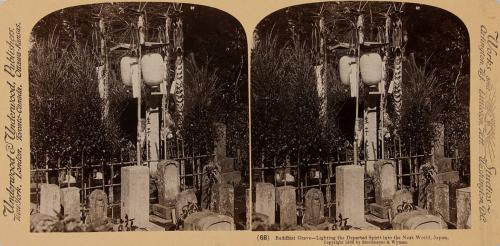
[436,158,453,173]
[303,188,324,225]
[435,171,460,185]
[211,183,234,218]
[88,189,108,224]
[40,184,60,217]
[60,187,80,220]
[121,166,149,227]
[456,187,471,229]
[152,201,175,220]
[221,171,242,185]
[336,165,365,226]
[276,186,296,228]
[255,183,275,225]
[428,183,450,222]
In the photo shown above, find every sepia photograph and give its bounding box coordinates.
[251,1,470,231]
[29,2,249,232]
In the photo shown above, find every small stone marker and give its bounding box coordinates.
[210,183,234,218]
[276,186,297,228]
[373,160,397,204]
[255,183,275,225]
[157,160,180,204]
[336,165,365,226]
[428,183,450,222]
[456,187,471,229]
[60,187,80,220]
[303,188,324,225]
[121,166,149,227]
[88,189,108,224]
[40,184,60,217]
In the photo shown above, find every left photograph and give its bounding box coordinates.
[29,2,248,232]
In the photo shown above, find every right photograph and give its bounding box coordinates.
[251,2,470,231]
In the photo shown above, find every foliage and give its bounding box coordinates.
[29,38,126,162]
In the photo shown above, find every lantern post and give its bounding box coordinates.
[137,13,145,166]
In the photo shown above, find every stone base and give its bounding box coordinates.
[366,213,390,224]
[221,171,242,185]
[350,221,381,230]
[436,171,459,185]
[220,157,235,172]
[152,203,175,220]
[369,203,391,219]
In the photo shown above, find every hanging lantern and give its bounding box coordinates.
[141,53,165,86]
[339,56,355,85]
[360,52,383,85]
[120,56,137,86]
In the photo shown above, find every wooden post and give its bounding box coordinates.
[137,14,144,166]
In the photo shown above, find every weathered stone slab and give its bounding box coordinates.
[183,211,234,231]
[220,157,235,172]
[373,160,397,206]
[436,158,453,173]
[157,160,180,204]
[210,183,234,218]
[152,201,175,220]
[40,184,60,217]
[336,165,365,226]
[303,188,324,225]
[88,189,108,224]
[456,187,471,229]
[255,183,275,225]
[369,203,391,219]
[276,186,297,228]
[221,171,241,185]
[121,166,149,227]
[60,187,80,220]
[428,183,450,222]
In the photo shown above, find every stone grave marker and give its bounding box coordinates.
[40,184,60,217]
[88,189,108,224]
[456,187,471,229]
[175,189,198,221]
[336,165,365,226]
[428,183,450,222]
[303,188,324,225]
[60,187,80,220]
[255,183,275,225]
[276,186,297,228]
[210,183,234,218]
[121,166,149,227]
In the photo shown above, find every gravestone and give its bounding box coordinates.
[428,183,450,222]
[60,187,80,220]
[175,189,198,221]
[276,186,297,228]
[436,158,453,173]
[88,189,108,224]
[303,188,324,225]
[255,183,275,225]
[435,171,460,185]
[40,184,60,217]
[157,160,180,204]
[152,160,179,220]
[369,160,397,219]
[246,188,251,229]
[210,183,234,218]
[456,187,471,229]
[336,165,365,226]
[121,166,149,227]
[432,123,445,160]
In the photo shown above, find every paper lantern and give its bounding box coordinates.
[120,56,137,86]
[339,56,355,85]
[141,53,165,86]
[360,53,383,85]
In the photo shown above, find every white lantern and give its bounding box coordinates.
[120,56,137,86]
[141,53,165,86]
[360,53,383,85]
[339,56,355,85]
